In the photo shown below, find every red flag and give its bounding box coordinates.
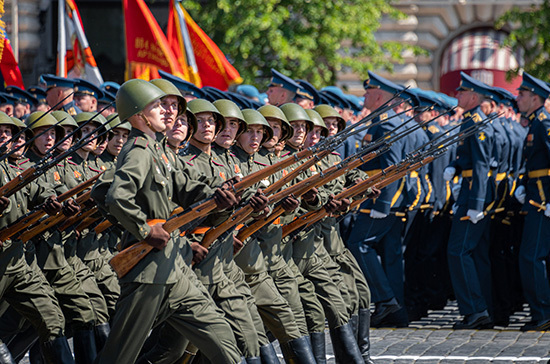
[0,24,24,89]
[124,0,184,81]
[166,1,242,91]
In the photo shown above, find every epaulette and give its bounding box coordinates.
[185,154,197,166]
[428,125,440,134]
[471,113,483,123]
[331,151,341,156]
[379,113,388,121]
[17,158,30,166]
[133,136,149,149]
[538,111,548,121]
[89,166,102,173]
[212,160,225,167]
[254,160,269,167]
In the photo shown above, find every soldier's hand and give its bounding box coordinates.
[324,195,342,214]
[213,188,239,210]
[338,198,351,212]
[144,223,170,250]
[366,187,381,199]
[0,196,10,214]
[443,167,456,181]
[191,242,209,264]
[354,178,363,185]
[62,199,81,216]
[514,185,526,205]
[221,175,241,190]
[43,195,62,216]
[281,195,300,212]
[249,189,269,213]
[233,236,244,254]
[302,187,318,204]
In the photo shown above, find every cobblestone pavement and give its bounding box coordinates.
[20,301,550,364]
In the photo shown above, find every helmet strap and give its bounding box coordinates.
[139,113,158,134]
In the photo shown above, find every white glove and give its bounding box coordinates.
[466,209,484,224]
[451,184,461,201]
[451,203,458,215]
[545,203,550,218]
[370,209,388,219]
[514,185,526,205]
[443,167,456,181]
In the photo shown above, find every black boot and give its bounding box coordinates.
[309,332,326,364]
[357,309,374,364]
[245,356,261,364]
[329,322,363,364]
[259,343,280,364]
[350,314,359,339]
[94,323,110,353]
[0,342,15,364]
[73,329,97,364]
[41,336,75,364]
[280,336,317,364]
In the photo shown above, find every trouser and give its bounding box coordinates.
[315,243,353,316]
[95,265,242,364]
[447,205,492,316]
[334,250,371,312]
[83,256,120,320]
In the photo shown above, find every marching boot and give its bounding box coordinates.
[309,332,326,364]
[280,336,317,364]
[73,329,97,364]
[350,314,359,340]
[94,322,110,353]
[0,342,15,364]
[245,356,261,364]
[329,322,363,364]
[259,343,280,364]
[357,309,374,364]
[41,336,75,364]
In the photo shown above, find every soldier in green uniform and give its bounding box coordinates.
[40,75,81,116]
[94,79,243,364]
[0,112,75,363]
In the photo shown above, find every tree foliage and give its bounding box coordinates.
[497,0,550,82]
[182,0,419,89]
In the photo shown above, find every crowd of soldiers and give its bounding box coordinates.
[0,65,548,364]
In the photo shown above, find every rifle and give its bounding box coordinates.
[0,172,102,242]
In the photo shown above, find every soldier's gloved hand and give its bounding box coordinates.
[43,195,62,216]
[0,196,10,214]
[233,236,244,254]
[514,185,526,205]
[221,176,241,190]
[366,187,381,200]
[249,189,269,213]
[302,187,319,204]
[544,204,550,218]
[324,195,342,214]
[370,209,387,219]
[466,209,484,224]
[144,223,170,250]
[213,187,239,210]
[451,184,461,201]
[337,198,351,212]
[62,199,81,216]
[281,195,300,212]
[443,167,456,181]
[191,242,209,264]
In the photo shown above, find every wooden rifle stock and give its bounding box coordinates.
[61,207,98,232]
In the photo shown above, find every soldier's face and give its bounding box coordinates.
[295,98,314,110]
[58,126,75,152]
[263,119,282,148]
[33,126,56,155]
[107,128,129,156]
[80,123,99,152]
[166,115,190,148]
[267,87,286,106]
[11,134,25,159]
[363,89,380,111]
[456,90,479,110]
[93,139,108,156]
[323,117,340,136]
[0,104,13,117]
[142,99,167,133]
[305,126,323,147]
[216,118,240,149]
[0,125,12,145]
[194,112,216,144]
[288,120,307,147]
[516,90,537,114]
[14,103,29,118]
[238,124,264,154]
[161,96,179,129]
[75,94,97,112]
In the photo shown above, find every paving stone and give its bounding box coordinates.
[470,330,499,340]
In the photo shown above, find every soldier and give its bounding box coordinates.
[266,69,303,106]
[513,73,550,331]
[294,80,320,110]
[74,79,103,113]
[96,91,116,118]
[40,74,81,116]
[94,79,242,364]
[5,86,34,119]
[443,72,496,329]
[0,94,17,117]
[27,87,50,113]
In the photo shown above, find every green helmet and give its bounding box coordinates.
[258,104,293,142]
[150,78,187,116]
[10,116,32,140]
[213,99,246,136]
[51,110,81,141]
[187,99,225,134]
[314,104,346,132]
[25,111,65,142]
[74,112,108,145]
[305,109,328,138]
[280,103,313,132]
[116,79,166,121]
[107,113,132,132]
[241,109,273,145]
